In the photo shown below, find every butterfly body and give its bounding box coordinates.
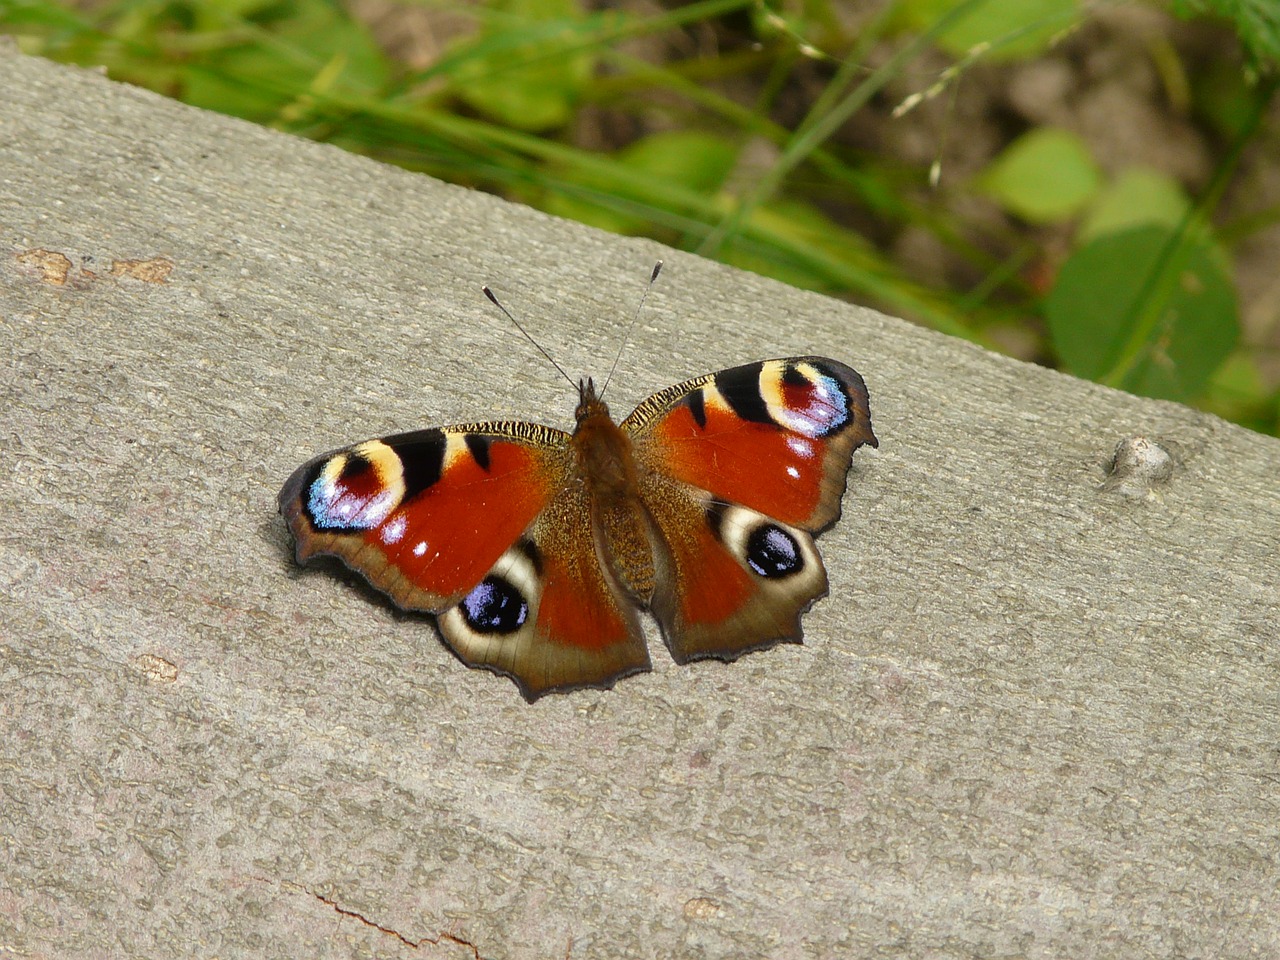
[280,357,877,701]
[569,382,658,603]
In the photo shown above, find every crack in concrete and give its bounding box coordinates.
[258,876,488,959]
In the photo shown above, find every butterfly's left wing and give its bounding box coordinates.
[623,357,877,662]
[279,423,651,700]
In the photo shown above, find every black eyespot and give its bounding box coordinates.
[781,363,810,389]
[340,453,372,478]
[746,524,803,578]
[460,576,528,634]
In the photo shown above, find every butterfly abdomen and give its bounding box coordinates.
[571,386,658,603]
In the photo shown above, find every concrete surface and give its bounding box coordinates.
[1,46,1278,958]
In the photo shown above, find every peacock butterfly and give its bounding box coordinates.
[279,268,878,701]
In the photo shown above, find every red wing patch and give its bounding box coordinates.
[369,438,555,598]
[280,425,568,611]
[537,550,632,653]
[648,402,828,527]
[671,522,755,626]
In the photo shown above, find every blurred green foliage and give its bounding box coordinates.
[2,0,1277,434]
[1172,0,1280,69]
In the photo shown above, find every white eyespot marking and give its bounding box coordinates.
[307,440,406,531]
[700,382,733,416]
[413,541,428,557]
[759,361,850,438]
[381,514,407,544]
[786,465,800,479]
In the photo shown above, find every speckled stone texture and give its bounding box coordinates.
[2,45,1278,959]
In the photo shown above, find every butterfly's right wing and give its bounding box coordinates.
[280,423,567,612]
[623,357,877,663]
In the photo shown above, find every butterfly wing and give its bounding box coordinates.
[279,422,650,700]
[623,357,878,662]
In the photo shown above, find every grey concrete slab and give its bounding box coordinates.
[1,45,1278,958]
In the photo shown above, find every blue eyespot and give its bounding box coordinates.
[460,576,529,634]
[746,525,803,578]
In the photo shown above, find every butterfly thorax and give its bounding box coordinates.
[571,379,658,604]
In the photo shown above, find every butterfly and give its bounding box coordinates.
[279,281,878,701]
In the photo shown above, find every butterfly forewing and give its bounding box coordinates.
[624,357,876,531]
[279,424,571,611]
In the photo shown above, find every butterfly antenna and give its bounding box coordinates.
[483,285,577,390]
[600,260,663,401]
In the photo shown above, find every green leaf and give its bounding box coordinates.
[979,127,1101,223]
[1201,353,1280,435]
[1078,168,1191,243]
[892,0,1080,60]
[1044,225,1239,400]
[617,131,739,193]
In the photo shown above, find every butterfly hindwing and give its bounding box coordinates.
[438,483,650,701]
[624,357,878,662]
